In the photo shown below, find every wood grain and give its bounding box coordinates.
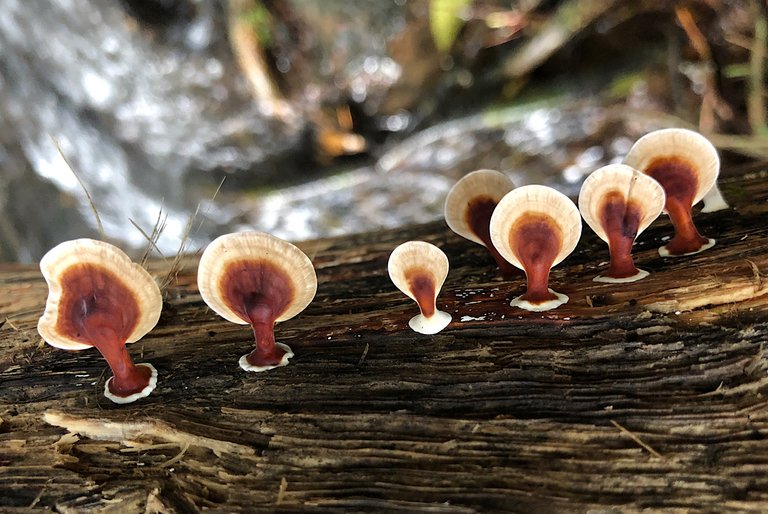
[1,170,767,511]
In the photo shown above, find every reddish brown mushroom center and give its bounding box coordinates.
[55,263,151,397]
[404,268,436,318]
[466,196,519,279]
[599,190,643,277]
[508,213,562,303]
[645,156,709,254]
[218,259,295,367]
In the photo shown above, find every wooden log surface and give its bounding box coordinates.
[1,167,768,512]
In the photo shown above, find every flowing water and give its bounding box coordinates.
[0,0,655,263]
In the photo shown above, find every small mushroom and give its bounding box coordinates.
[444,169,518,279]
[623,128,719,256]
[37,239,162,404]
[489,185,582,311]
[197,232,317,372]
[388,241,452,334]
[578,164,665,283]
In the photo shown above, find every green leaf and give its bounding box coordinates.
[429,0,471,53]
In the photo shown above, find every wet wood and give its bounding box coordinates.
[1,169,768,511]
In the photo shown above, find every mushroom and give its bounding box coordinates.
[578,164,665,283]
[489,185,582,311]
[700,183,729,213]
[444,169,518,279]
[623,128,719,256]
[37,239,162,404]
[388,241,452,334]
[197,232,317,372]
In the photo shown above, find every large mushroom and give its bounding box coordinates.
[37,239,162,404]
[578,164,666,283]
[490,185,582,311]
[444,169,518,279]
[623,128,719,256]
[197,232,317,372]
[388,241,452,334]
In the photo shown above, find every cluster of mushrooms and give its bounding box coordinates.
[36,128,722,404]
[37,232,317,404]
[389,128,722,333]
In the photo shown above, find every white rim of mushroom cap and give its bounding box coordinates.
[197,231,318,325]
[622,127,720,207]
[578,164,666,243]
[387,241,450,304]
[444,169,515,246]
[37,238,163,351]
[489,185,582,271]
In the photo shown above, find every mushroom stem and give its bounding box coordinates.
[521,261,558,304]
[82,319,153,399]
[409,274,437,318]
[248,320,290,367]
[469,200,522,280]
[243,302,293,370]
[99,345,154,397]
[605,230,640,279]
[487,244,521,281]
[662,198,714,256]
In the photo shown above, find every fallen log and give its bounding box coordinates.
[1,168,767,511]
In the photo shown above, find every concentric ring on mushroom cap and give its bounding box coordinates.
[623,128,719,207]
[489,185,582,271]
[37,239,163,351]
[197,232,317,325]
[444,169,515,246]
[578,164,666,243]
[387,241,449,303]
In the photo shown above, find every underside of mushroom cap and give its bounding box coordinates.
[444,169,515,246]
[197,232,318,326]
[623,128,720,207]
[578,164,666,243]
[37,238,163,351]
[489,185,582,271]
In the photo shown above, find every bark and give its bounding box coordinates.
[1,170,767,512]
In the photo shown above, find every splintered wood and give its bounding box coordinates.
[1,170,767,510]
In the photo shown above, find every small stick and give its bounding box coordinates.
[50,135,105,240]
[130,215,168,266]
[610,419,663,459]
[357,343,370,366]
[276,477,288,505]
[160,178,226,293]
[158,442,190,468]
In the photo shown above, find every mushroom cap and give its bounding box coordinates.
[387,241,449,303]
[197,231,317,325]
[489,185,582,271]
[623,128,719,207]
[578,164,666,243]
[444,169,515,246]
[37,239,163,351]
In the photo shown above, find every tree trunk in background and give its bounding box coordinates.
[1,167,767,511]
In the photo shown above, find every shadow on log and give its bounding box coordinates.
[1,168,767,511]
